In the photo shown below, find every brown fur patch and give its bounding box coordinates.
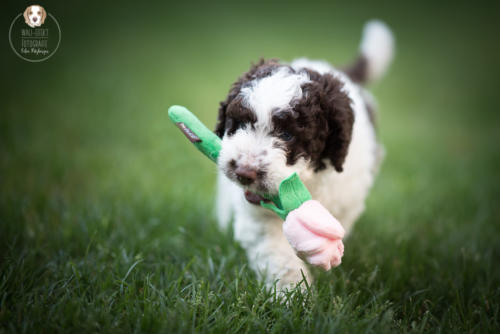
[23,6,30,25]
[275,69,354,172]
[224,96,257,136]
[343,56,368,84]
[215,59,281,137]
[40,7,47,24]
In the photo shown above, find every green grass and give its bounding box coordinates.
[1,0,500,332]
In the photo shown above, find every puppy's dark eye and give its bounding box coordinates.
[225,118,234,129]
[225,118,248,136]
[279,131,293,141]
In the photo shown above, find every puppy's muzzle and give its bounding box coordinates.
[235,165,257,185]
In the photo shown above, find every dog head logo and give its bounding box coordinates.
[23,5,47,28]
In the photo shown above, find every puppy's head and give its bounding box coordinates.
[216,59,354,203]
[24,5,47,28]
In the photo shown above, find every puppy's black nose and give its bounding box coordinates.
[235,166,257,185]
[33,17,38,22]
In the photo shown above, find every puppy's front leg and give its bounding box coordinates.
[233,212,312,292]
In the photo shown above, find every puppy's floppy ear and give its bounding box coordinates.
[40,7,47,24]
[215,76,243,138]
[306,71,354,172]
[215,58,280,138]
[24,6,30,25]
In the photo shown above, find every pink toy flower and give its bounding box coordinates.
[283,200,345,271]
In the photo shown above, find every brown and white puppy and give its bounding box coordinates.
[215,21,394,290]
[24,5,47,28]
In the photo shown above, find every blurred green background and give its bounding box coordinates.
[1,0,499,332]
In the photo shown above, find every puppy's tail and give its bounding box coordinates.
[343,20,395,84]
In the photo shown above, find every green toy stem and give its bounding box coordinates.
[168,105,221,163]
[168,105,311,219]
[260,173,312,220]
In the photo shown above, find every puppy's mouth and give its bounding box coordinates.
[244,190,271,206]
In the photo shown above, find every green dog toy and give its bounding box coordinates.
[168,105,311,220]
